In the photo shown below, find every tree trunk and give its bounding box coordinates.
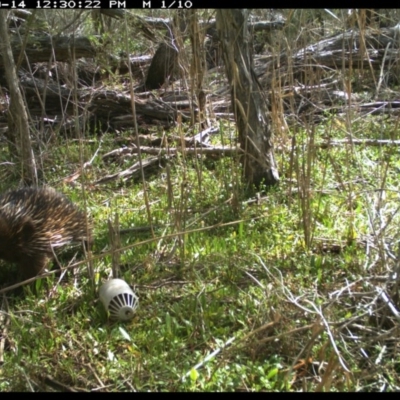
[0,10,36,185]
[188,10,207,128]
[216,9,279,188]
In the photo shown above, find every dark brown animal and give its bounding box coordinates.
[0,186,90,281]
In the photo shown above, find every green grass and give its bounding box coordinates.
[1,114,400,391]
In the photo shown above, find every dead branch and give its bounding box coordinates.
[318,139,400,148]
[2,35,96,67]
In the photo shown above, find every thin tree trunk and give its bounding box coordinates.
[216,9,279,188]
[188,10,207,128]
[0,10,36,185]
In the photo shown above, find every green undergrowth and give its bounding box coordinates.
[1,114,400,391]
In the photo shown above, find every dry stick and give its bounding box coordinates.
[375,286,400,322]
[108,213,121,279]
[207,325,319,388]
[285,321,325,385]
[97,139,400,184]
[183,316,283,381]
[176,113,189,272]
[315,353,340,392]
[253,252,351,374]
[0,214,268,294]
[103,138,400,161]
[104,145,241,157]
[0,296,9,365]
[21,369,35,392]
[318,139,400,148]
[256,323,316,345]
[15,10,37,70]
[246,258,325,379]
[68,28,95,285]
[54,10,86,36]
[124,15,155,238]
[376,42,391,97]
[182,336,236,380]
[42,374,78,392]
[307,301,350,373]
[86,363,107,391]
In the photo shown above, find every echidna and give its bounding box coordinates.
[0,186,90,281]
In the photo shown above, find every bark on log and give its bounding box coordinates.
[0,35,96,68]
